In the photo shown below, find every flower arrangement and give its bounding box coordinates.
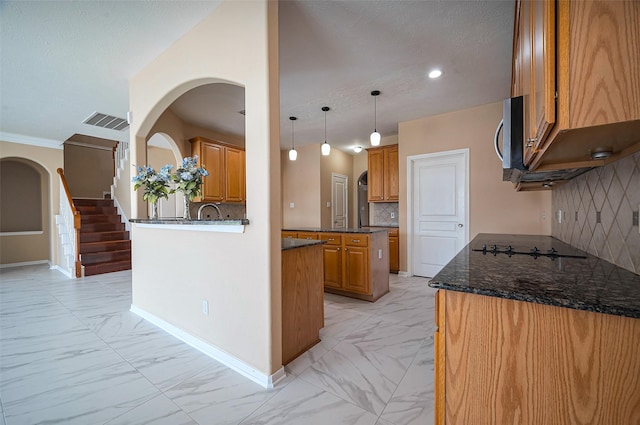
[131,164,173,204]
[171,155,209,201]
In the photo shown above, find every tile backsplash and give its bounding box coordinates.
[552,151,640,274]
[190,202,246,220]
[370,202,399,227]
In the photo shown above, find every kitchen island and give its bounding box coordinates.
[429,233,640,425]
[283,227,390,302]
[281,238,325,365]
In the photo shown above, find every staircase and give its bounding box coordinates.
[75,198,131,276]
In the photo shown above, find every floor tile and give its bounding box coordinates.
[240,378,378,425]
[104,394,197,425]
[380,339,435,425]
[165,365,283,425]
[299,341,409,415]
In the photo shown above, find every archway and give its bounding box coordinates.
[146,132,184,218]
[0,158,51,265]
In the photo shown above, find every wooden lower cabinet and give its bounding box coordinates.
[343,245,369,294]
[389,228,399,273]
[320,234,342,290]
[434,289,640,425]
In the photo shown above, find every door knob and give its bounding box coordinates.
[458,223,463,228]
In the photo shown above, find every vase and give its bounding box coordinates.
[183,197,191,220]
[150,200,159,220]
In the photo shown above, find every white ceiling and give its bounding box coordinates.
[0,0,514,153]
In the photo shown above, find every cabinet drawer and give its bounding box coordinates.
[296,232,318,240]
[388,228,399,237]
[320,234,342,245]
[344,235,369,247]
[282,231,297,239]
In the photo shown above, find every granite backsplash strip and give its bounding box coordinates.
[189,202,246,220]
[370,202,399,226]
[552,151,640,274]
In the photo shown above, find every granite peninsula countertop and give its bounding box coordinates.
[429,233,640,319]
[283,227,388,234]
[130,218,249,225]
[281,238,326,251]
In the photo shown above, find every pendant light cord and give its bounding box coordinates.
[374,95,377,132]
[324,109,327,142]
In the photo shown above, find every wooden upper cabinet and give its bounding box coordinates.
[367,144,399,202]
[530,0,555,155]
[200,143,224,202]
[190,137,245,203]
[367,148,385,201]
[383,145,399,201]
[514,0,640,172]
[225,147,244,203]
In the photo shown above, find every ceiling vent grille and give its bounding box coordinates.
[82,112,129,131]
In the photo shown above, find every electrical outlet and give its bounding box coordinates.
[557,210,563,224]
[391,212,395,219]
[378,249,383,259]
[202,300,209,316]
[289,202,294,209]
[326,202,331,208]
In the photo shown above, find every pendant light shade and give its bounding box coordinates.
[370,90,381,146]
[289,116,297,161]
[321,106,331,156]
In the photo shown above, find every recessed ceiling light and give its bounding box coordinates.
[428,69,443,79]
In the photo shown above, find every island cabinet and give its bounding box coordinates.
[281,240,324,365]
[189,137,245,203]
[367,144,399,202]
[434,290,640,425]
[512,0,640,181]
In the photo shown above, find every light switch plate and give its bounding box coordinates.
[326,202,331,208]
[289,202,294,209]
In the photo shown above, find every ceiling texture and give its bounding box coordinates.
[1,0,514,153]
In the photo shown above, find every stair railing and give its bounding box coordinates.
[57,168,82,278]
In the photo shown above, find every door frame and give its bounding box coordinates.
[406,148,469,277]
[331,172,348,229]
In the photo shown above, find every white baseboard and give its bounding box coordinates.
[49,264,74,279]
[398,271,409,277]
[130,305,286,389]
[0,260,49,269]
[113,197,131,233]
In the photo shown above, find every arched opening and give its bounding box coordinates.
[0,158,50,265]
[139,81,246,220]
[357,170,369,227]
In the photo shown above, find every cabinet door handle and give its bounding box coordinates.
[345,248,348,251]
[337,247,341,251]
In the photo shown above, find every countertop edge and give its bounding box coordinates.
[429,280,640,320]
[282,239,327,251]
[130,218,249,225]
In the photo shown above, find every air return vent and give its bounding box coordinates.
[82,112,129,131]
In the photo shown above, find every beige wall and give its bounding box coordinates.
[399,101,552,272]
[129,0,281,375]
[281,145,321,228]
[320,148,353,228]
[64,144,114,198]
[0,141,63,266]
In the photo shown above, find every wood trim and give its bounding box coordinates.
[56,168,82,277]
[188,136,245,151]
[434,290,446,425]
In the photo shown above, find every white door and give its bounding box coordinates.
[332,173,348,230]
[410,149,468,277]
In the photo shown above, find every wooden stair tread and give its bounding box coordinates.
[73,197,131,276]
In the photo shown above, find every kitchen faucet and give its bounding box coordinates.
[197,203,222,220]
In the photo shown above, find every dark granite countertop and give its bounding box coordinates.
[363,225,399,229]
[283,227,388,234]
[131,218,249,225]
[429,233,640,319]
[282,238,326,251]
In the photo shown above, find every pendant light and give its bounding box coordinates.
[370,90,381,146]
[321,106,331,156]
[288,116,297,161]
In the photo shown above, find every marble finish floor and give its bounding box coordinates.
[0,265,436,425]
